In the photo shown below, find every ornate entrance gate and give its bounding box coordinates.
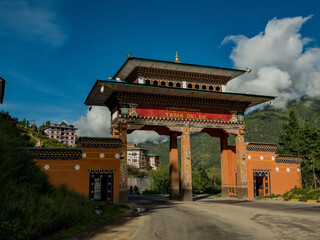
[85,56,274,202]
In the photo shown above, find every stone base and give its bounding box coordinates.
[181,188,193,201]
[170,187,180,200]
[221,186,229,198]
[119,190,128,203]
[236,187,248,199]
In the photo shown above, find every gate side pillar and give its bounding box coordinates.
[181,126,193,201]
[119,123,128,203]
[220,132,229,198]
[169,132,180,200]
[235,129,248,199]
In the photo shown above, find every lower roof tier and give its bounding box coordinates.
[85,80,275,111]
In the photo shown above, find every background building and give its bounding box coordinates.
[127,143,149,170]
[44,122,77,146]
[127,144,160,171]
[147,154,160,170]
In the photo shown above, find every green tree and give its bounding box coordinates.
[278,110,320,188]
[192,165,210,194]
[278,110,302,155]
[150,164,169,193]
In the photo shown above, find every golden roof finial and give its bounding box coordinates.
[175,52,180,63]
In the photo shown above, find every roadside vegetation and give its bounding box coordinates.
[127,165,149,178]
[148,164,220,194]
[0,112,125,239]
[283,187,320,200]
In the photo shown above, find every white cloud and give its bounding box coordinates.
[74,107,168,144]
[222,16,320,108]
[128,131,169,144]
[0,0,67,46]
[74,107,110,138]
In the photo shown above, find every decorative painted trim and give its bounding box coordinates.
[246,142,277,152]
[118,114,245,126]
[88,169,116,173]
[114,92,250,112]
[252,169,271,173]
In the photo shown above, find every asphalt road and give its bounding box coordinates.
[127,195,320,240]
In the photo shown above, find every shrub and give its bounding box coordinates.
[0,112,123,239]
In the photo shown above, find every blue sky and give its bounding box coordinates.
[1,0,320,127]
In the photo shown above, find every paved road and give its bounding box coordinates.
[127,195,320,240]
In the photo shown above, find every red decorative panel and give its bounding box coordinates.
[135,104,232,121]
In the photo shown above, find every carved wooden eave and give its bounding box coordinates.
[85,80,275,112]
[275,155,303,165]
[29,148,82,160]
[112,57,246,84]
[77,137,121,148]
[246,142,277,152]
[125,66,231,85]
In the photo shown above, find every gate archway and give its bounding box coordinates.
[85,56,274,202]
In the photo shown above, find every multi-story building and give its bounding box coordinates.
[44,122,77,146]
[127,143,160,171]
[147,154,160,170]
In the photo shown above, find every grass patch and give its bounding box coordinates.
[0,112,128,239]
[283,187,320,200]
[50,204,128,240]
[263,193,281,199]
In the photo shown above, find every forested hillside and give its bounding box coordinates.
[140,97,320,178]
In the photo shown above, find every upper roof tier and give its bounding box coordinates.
[113,57,246,85]
[85,56,275,110]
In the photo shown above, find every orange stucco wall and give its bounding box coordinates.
[245,150,301,199]
[35,148,121,204]
[221,146,237,188]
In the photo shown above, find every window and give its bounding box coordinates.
[202,85,207,90]
[209,86,213,91]
[176,82,181,88]
[168,82,174,87]
[195,84,199,89]
[161,81,166,86]
[145,80,151,85]
[216,86,221,92]
[153,80,159,86]
[187,83,193,89]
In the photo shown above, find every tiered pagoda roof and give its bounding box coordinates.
[85,56,275,111]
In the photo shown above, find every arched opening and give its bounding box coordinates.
[209,86,214,91]
[187,83,193,89]
[153,80,159,86]
[161,81,166,86]
[145,80,151,85]
[168,82,174,87]
[195,84,200,90]
[176,82,181,88]
[202,85,207,90]
[216,86,221,92]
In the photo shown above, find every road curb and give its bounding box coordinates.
[281,198,320,203]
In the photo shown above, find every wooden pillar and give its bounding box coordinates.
[181,126,193,201]
[169,132,180,200]
[235,129,248,199]
[220,132,229,198]
[119,123,128,203]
